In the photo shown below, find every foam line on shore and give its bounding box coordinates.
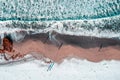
[0,15,120,39]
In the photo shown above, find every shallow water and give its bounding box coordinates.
[0,0,120,39]
[0,0,120,20]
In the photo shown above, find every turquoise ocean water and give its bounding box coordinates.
[0,0,120,38]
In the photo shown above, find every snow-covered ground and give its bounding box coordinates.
[0,58,120,80]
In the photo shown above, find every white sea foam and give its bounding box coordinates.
[0,15,120,39]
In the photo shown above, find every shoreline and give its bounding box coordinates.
[0,15,120,39]
[8,32,119,63]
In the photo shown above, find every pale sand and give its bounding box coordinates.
[12,38,120,63]
[2,31,119,63]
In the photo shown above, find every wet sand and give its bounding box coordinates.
[4,32,120,63]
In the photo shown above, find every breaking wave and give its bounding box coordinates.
[0,15,120,39]
[0,0,120,40]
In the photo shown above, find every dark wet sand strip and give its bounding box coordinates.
[1,32,120,63]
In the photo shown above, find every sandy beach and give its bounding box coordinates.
[3,32,117,63]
